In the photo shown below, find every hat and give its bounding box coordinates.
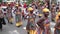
[38,14,43,16]
[42,8,49,12]
[55,12,60,21]
[15,3,19,6]
[16,4,18,6]
[28,7,33,11]
[57,12,60,16]
[8,2,10,4]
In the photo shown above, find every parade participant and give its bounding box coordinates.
[7,9,13,24]
[27,7,35,20]
[54,12,60,34]
[0,9,6,31]
[1,6,7,19]
[56,3,59,12]
[0,9,3,31]
[7,2,11,9]
[26,7,36,34]
[51,3,56,21]
[23,2,27,8]
[36,8,50,34]
[51,3,56,12]
[15,5,22,27]
[32,5,37,18]
[2,2,7,6]
[51,8,56,21]
[22,10,25,20]
[57,7,60,13]
[22,8,29,20]
[42,8,50,34]
[44,0,50,9]
[37,18,44,34]
[44,2,48,8]
[10,2,15,8]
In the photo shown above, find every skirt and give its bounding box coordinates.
[9,18,13,23]
[16,22,22,27]
[28,30,36,34]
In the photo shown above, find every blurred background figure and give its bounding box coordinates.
[54,12,60,34]
[0,8,6,31]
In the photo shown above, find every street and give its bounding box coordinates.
[0,14,27,34]
[0,0,60,34]
[0,14,56,34]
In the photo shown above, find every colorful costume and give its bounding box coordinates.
[15,10,22,27]
[7,10,13,24]
[26,7,36,34]
[54,12,60,34]
[0,10,6,30]
[43,8,50,34]
[51,8,56,21]
[37,8,50,34]
[37,18,45,34]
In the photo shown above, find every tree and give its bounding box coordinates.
[26,0,33,5]
[0,0,2,3]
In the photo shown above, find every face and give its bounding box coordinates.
[44,12,49,17]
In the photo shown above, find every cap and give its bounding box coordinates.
[38,14,43,16]
[42,8,49,13]
[28,7,33,11]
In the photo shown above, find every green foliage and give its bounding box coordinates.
[26,0,33,5]
[0,0,2,3]
[40,1,44,4]
[26,0,44,5]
